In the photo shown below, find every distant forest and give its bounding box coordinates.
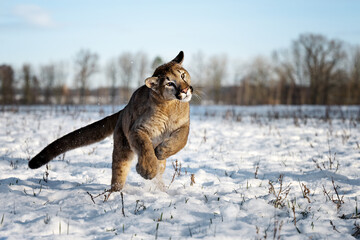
[1,33,360,105]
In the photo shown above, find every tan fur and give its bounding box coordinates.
[28,51,193,192]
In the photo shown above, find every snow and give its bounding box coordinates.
[0,105,360,239]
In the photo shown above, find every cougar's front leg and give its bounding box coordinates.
[155,124,189,160]
[155,159,167,191]
[129,130,158,180]
[111,128,134,192]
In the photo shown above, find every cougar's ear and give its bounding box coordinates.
[172,51,184,65]
[145,77,159,89]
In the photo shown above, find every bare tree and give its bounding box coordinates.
[19,64,40,104]
[272,50,299,104]
[105,58,119,105]
[241,57,274,105]
[21,64,32,104]
[118,52,134,102]
[189,51,206,86]
[0,65,15,104]
[31,75,40,104]
[151,56,163,70]
[348,46,360,104]
[40,62,69,105]
[293,34,346,104]
[136,52,149,87]
[207,55,227,104]
[54,62,69,104]
[74,49,99,104]
[40,64,56,104]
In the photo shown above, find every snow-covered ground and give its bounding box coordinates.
[0,105,360,239]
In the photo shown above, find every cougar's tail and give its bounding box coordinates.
[28,111,121,169]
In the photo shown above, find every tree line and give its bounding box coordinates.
[224,34,360,105]
[1,33,360,105]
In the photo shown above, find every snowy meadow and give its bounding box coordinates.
[0,105,360,239]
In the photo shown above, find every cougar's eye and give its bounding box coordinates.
[166,82,175,87]
[181,73,186,80]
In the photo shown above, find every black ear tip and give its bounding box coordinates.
[173,51,185,64]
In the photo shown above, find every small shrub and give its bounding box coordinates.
[268,174,291,208]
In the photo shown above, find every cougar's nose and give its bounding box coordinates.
[181,87,189,94]
[181,86,193,94]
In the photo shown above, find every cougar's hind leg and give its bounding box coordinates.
[111,128,134,192]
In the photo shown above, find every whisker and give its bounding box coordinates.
[189,89,203,104]
[193,89,205,99]
[193,94,202,101]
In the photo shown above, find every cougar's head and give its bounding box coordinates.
[145,51,193,102]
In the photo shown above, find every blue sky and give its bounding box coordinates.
[1,0,360,84]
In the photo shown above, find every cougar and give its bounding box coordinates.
[29,51,193,191]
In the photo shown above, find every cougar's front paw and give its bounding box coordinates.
[110,182,124,192]
[136,156,158,180]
